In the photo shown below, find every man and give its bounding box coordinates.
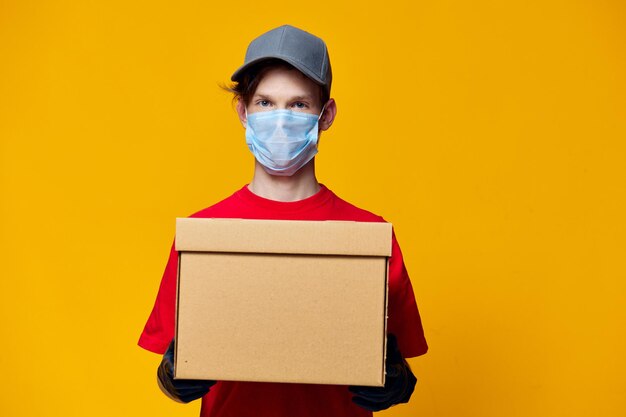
[139,24,428,417]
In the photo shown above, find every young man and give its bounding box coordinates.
[139,25,428,417]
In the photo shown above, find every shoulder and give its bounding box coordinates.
[324,186,386,223]
[187,186,246,219]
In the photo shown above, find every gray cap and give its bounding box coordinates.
[231,25,332,95]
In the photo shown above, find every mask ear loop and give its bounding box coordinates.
[318,103,327,121]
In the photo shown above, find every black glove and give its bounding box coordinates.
[157,340,216,403]
[349,334,417,411]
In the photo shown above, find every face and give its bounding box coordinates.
[237,66,336,131]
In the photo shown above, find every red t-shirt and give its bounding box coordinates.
[139,184,427,417]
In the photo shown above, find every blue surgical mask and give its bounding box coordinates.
[245,108,324,176]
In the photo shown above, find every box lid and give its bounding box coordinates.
[175,218,392,257]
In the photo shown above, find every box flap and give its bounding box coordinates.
[175,218,392,257]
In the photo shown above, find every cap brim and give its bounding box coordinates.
[231,55,326,87]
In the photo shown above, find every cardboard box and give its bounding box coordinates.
[174,218,392,386]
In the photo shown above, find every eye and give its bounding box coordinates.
[258,100,271,107]
[292,102,308,110]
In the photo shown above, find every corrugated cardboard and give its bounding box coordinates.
[174,218,392,386]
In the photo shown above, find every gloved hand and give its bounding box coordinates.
[157,339,217,403]
[349,334,417,411]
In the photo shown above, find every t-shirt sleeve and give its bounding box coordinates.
[138,242,177,355]
[387,229,428,358]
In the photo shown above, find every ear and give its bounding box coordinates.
[319,98,337,131]
[236,99,247,128]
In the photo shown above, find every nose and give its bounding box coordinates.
[275,111,289,127]
[273,113,288,138]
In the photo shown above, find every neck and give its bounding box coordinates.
[248,159,320,202]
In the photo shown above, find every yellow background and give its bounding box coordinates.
[1,1,625,416]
